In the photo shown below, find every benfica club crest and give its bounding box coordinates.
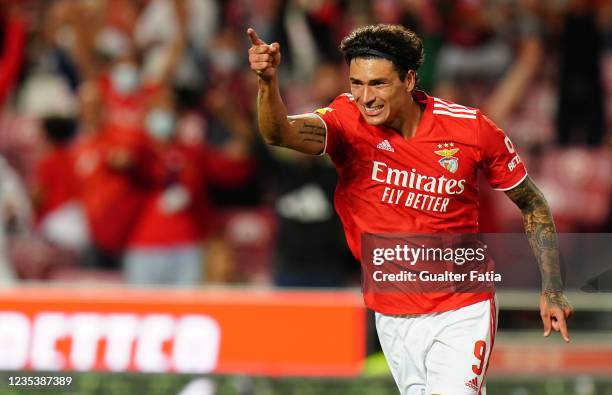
[434,143,459,173]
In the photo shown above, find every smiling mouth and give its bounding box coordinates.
[363,104,384,116]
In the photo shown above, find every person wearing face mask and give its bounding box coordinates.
[110,61,141,95]
[100,55,161,131]
[97,0,188,132]
[123,90,254,286]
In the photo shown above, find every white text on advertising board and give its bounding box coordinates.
[0,312,221,373]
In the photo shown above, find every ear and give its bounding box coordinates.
[404,70,416,92]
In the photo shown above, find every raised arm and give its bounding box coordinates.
[157,0,188,87]
[505,176,574,342]
[247,28,325,155]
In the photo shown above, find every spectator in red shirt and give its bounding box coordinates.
[124,88,253,286]
[32,117,78,224]
[96,0,187,131]
[31,116,92,252]
[73,82,156,269]
[98,38,164,131]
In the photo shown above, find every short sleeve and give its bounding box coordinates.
[311,94,351,164]
[478,113,528,191]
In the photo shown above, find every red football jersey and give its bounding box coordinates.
[314,91,527,314]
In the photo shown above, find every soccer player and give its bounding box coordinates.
[247,24,573,394]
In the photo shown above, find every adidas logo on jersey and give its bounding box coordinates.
[377,140,394,152]
[465,377,479,391]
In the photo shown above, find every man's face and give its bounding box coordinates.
[349,58,413,127]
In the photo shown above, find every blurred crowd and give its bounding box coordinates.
[0,0,610,288]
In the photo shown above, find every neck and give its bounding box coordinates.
[387,94,423,139]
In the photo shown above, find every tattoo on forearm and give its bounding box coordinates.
[297,122,325,144]
[505,178,563,292]
[543,290,573,312]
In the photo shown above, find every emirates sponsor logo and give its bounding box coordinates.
[370,161,467,213]
[371,161,466,195]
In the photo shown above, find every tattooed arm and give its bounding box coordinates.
[505,176,574,342]
[247,28,325,155]
[256,79,326,154]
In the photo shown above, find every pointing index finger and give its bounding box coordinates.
[247,28,265,46]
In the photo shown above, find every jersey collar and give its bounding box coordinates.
[410,90,433,139]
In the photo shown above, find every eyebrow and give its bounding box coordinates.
[349,78,389,85]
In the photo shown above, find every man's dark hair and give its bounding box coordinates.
[340,24,424,81]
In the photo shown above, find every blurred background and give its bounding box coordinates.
[0,0,611,394]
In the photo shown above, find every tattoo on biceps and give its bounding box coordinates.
[506,178,562,291]
[295,121,325,144]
